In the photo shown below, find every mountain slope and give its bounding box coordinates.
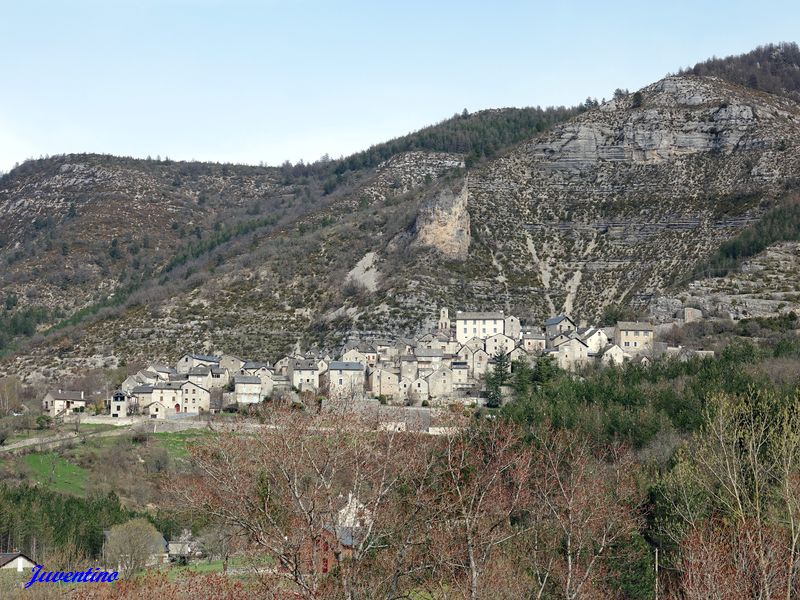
[3,71,800,381]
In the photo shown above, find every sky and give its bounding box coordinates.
[0,0,798,173]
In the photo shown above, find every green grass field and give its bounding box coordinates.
[153,430,211,459]
[22,452,88,496]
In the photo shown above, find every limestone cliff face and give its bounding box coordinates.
[412,182,470,259]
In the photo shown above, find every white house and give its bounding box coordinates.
[601,344,626,366]
[235,375,263,405]
[455,311,505,344]
[41,390,86,417]
[110,391,134,418]
[0,552,36,572]
[580,327,609,354]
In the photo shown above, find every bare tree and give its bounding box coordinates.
[104,518,164,578]
[528,429,643,600]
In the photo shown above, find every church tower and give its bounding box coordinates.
[438,307,450,333]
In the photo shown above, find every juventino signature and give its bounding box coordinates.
[24,565,119,588]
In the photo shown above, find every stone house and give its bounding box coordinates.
[508,346,533,366]
[399,356,418,382]
[132,385,154,409]
[180,381,211,414]
[176,353,220,375]
[521,332,547,353]
[456,344,474,366]
[544,315,577,341]
[409,377,429,404]
[120,373,146,394]
[152,382,183,412]
[235,375,263,405]
[341,349,368,368]
[485,333,515,357]
[149,364,177,381]
[323,362,366,398]
[288,359,320,392]
[219,354,246,373]
[580,327,609,354]
[152,381,210,414]
[600,344,626,366]
[550,332,575,348]
[359,345,378,367]
[41,390,86,417]
[368,369,401,401]
[138,370,159,385]
[414,348,444,374]
[273,356,294,376]
[455,311,505,344]
[552,337,590,371]
[463,337,486,351]
[209,366,229,388]
[187,366,212,389]
[615,321,654,354]
[426,367,453,400]
[241,360,269,375]
[451,361,470,385]
[504,315,521,340]
[398,377,413,401]
[472,348,491,379]
[143,400,168,419]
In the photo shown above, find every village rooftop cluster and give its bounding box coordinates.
[41,308,712,421]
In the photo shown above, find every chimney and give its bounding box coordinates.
[80,391,84,400]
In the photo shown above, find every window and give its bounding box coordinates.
[624,342,630,347]
[338,379,343,385]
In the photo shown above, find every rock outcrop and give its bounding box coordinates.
[413,182,471,259]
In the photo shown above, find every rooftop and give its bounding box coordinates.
[455,311,504,320]
[329,361,365,371]
[617,321,654,330]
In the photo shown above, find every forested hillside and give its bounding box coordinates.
[680,41,800,101]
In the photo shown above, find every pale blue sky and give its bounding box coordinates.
[0,0,797,172]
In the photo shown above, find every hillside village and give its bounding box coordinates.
[40,306,714,422]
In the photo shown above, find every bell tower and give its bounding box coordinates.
[438,307,450,333]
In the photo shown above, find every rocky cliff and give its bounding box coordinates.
[412,182,471,259]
